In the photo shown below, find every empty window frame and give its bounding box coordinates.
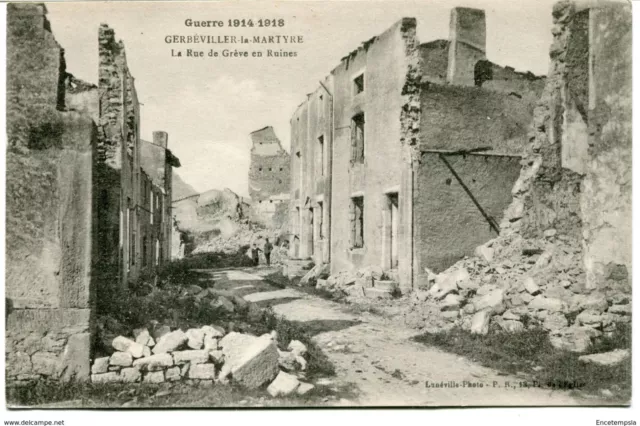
[318,135,325,176]
[351,113,365,164]
[353,73,364,95]
[350,196,364,248]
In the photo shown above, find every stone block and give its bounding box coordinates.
[60,332,91,382]
[143,371,165,384]
[287,340,307,356]
[91,357,110,375]
[153,329,188,354]
[165,366,181,382]
[120,367,141,383]
[91,372,120,384]
[110,351,133,367]
[202,325,225,338]
[173,350,210,365]
[225,336,279,389]
[578,349,630,366]
[470,310,491,335]
[133,353,173,371]
[186,328,205,349]
[188,363,216,380]
[267,371,300,397]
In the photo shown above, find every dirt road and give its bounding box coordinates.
[202,266,583,407]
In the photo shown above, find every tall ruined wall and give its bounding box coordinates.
[248,126,290,228]
[582,4,632,290]
[96,23,141,290]
[501,1,631,292]
[6,3,95,384]
[248,126,290,201]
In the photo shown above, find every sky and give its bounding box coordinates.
[46,0,558,197]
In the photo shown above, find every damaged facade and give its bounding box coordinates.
[248,126,290,228]
[5,3,180,384]
[398,0,632,346]
[289,7,544,292]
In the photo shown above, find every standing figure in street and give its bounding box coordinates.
[251,243,262,266]
[264,238,273,266]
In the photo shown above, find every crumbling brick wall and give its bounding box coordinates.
[6,3,96,384]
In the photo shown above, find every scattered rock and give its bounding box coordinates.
[580,292,609,312]
[474,244,494,263]
[165,366,181,382]
[188,363,216,380]
[120,367,141,383]
[151,325,171,340]
[470,310,492,335]
[549,327,593,353]
[209,350,225,365]
[441,294,463,311]
[153,330,188,354]
[578,349,630,367]
[473,289,505,314]
[223,335,279,389]
[608,305,631,315]
[523,277,541,295]
[576,310,603,327]
[501,320,524,333]
[186,329,205,350]
[110,352,133,367]
[112,336,135,353]
[173,350,210,365]
[134,328,153,346]
[91,372,120,384]
[267,371,300,397]
[143,371,165,384]
[203,335,218,351]
[133,353,173,371]
[543,312,569,331]
[202,325,225,338]
[296,382,315,395]
[91,357,109,374]
[529,295,565,312]
[210,296,235,314]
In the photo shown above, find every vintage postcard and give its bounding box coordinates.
[3,0,632,410]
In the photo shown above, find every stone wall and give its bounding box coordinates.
[248,127,290,213]
[96,23,142,290]
[6,3,95,384]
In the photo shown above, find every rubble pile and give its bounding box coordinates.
[402,231,631,352]
[313,265,399,300]
[91,324,314,397]
[192,222,289,266]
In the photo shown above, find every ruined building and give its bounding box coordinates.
[248,126,290,228]
[500,0,631,292]
[289,7,545,292]
[6,4,180,384]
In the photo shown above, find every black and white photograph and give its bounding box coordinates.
[3,0,633,412]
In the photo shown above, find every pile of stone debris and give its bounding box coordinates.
[192,222,289,266]
[402,231,631,353]
[301,264,400,300]
[91,324,314,397]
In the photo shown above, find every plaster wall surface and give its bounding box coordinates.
[414,154,521,276]
[329,19,415,282]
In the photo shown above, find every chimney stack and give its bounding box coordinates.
[447,7,487,86]
[153,131,168,149]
